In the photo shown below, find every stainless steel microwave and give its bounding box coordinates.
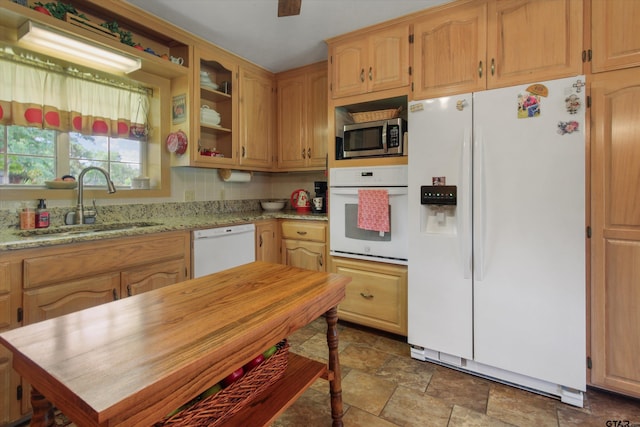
[342,118,406,159]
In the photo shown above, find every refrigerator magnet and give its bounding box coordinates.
[557,120,579,135]
[565,94,581,114]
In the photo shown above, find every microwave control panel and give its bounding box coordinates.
[421,185,457,205]
[388,125,401,148]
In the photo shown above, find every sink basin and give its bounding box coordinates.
[15,222,160,238]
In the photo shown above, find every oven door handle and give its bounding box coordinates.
[329,187,408,196]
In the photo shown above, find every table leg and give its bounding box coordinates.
[325,306,343,427]
[29,387,54,427]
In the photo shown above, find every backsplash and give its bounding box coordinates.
[0,167,327,224]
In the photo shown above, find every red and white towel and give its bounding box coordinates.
[357,189,390,233]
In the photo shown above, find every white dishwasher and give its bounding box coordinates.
[192,223,256,278]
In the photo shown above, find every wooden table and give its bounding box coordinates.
[0,262,349,427]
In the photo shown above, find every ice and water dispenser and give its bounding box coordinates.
[420,184,458,234]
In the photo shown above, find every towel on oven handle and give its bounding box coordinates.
[357,189,390,234]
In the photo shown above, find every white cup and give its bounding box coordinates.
[170,56,184,65]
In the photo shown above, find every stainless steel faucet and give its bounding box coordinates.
[73,166,117,224]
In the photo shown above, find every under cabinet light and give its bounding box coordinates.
[18,20,141,74]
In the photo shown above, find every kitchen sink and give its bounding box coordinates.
[15,221,161,238]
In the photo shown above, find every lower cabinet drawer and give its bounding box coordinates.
[331,257,407,336]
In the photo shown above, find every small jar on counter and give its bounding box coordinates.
[20,206,36,230]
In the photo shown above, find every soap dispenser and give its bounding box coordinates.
[35,199,50,228]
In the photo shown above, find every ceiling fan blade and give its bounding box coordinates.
[278,0,301,17]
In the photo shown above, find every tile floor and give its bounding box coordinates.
[274,317,640,427]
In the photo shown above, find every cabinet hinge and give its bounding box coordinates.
[587,96,591,108]
[587,356,592,369]
[17,307,23,323]
[409,34,414,44]
[17,385,23,401]
[586,226,591,238]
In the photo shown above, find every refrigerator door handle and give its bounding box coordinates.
[474,130,485,281]
[461,126,473,279]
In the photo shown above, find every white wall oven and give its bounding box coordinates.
[329,165,408,265]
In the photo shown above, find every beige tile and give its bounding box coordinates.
[486,383,559,427]
[290,331,348,363]
[270,386,337,427]
[341,369,397,416]
[340,343,392,374]
[585,388,640,420]
[343,406,401,427]
[426,365,491,413]
[556,405,608,427]
[376,353,436,392]
[381,385,453,427]
[448,405,516,427]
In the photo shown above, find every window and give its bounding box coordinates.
[1,125,145,186]
[0,55,150,188]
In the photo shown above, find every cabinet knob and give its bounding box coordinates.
[491,58,495,76]
[368,66,372,81]
[296,231,307,235]
[478,60,483,78]
[360,68,365,83]
[301,148,306,159]
[307,148,311,158]
[259,235,263,247]
[319,254,323,267]
[360,292,374,299]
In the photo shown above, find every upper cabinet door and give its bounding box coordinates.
[239,66,274,168]
[591,0,640,73]
[329,23,410,99]
[368,24,411,93]
[331,36,368,98]
[306,67,328,168]
[277,73,306,169]
[486,0,583,88]
[412,0,487,100]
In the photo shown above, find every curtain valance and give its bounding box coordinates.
[0,59,149,138]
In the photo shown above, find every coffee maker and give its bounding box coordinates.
[312,181,327,213]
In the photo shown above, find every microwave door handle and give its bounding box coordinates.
[382,122,388,153]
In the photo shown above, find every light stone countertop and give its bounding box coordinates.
[0,202,327,251]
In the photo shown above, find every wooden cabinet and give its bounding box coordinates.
[122,259,187,297]
[412,0,487,99]
[281,220,327,271]
[21,231,190,324]
[276,61,328,170]
[172,46,275,171]
[329,23,410,99]
[189,45,239,167]
[412,0,583,99]
[591,0,640,73]
[255,220,281,264]
[590,68,640,399]
[0,258,22,425]
[331,257,407,336]
[238,65,275,168]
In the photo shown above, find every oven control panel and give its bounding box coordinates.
[421,185,457,205]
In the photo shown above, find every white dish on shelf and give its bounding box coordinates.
[200,81,219,90]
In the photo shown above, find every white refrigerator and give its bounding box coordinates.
[407,76,586,406]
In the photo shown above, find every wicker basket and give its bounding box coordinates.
[157,340,289,427]
[350,107,401,123]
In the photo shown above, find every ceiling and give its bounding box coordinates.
[127,0,451,73]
